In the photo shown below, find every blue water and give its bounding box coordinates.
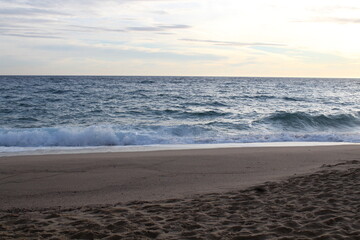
[1,76,360,152]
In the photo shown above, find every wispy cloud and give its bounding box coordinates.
[0,18,60,24]
[149,10,168,15]
[1,33,63,39]
[180,38,286,47]
[0,0,191,40]
[307,5,360,13]
[0,7,71,16]
[67,25,125,33]
[128,24,190,32]
[0,0,191,9]
[252,46,347,64]
[1,0,359,76]
[37,43,225,62]
[0,23,190,39]
[297,17,360,24]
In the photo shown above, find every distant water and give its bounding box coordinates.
[1,76,360,153]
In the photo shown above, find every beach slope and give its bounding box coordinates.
[0,145,359,239]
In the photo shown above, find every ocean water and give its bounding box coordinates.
[1,76,360,154]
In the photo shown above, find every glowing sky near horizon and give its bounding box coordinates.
[1,0,360,77]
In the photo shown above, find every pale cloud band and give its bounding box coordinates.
[180,38,286,47]
[1,0,360,77]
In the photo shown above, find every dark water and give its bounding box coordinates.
[1,76,360,150]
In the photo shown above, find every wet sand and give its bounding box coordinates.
[1,145,360,239]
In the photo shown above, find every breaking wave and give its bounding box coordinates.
[1,122,360,148]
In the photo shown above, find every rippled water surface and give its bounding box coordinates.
[1,76,360,149]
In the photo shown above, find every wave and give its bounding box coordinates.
[242,95,276,100]
[0,125,210,147]
[1,124,360,149]
[240,95,306,102]
[188,101,228,107]
[184,110,229,118]
[259,111,360,130]
[205,121,250,130]
[139,80,155,84]
[281,97,305,102]
[148,109,229,118]
[35,88,72,95]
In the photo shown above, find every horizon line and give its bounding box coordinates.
[1,74,359,79]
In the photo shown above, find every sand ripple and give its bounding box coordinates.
[1,160,359,239]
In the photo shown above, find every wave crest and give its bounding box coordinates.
[0,125,211,147]
[1,117,360,149]
[261,112,360,130]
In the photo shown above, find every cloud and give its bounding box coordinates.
[231,60,258,67]
[149,10,168,15]
[67,25,125,33]
[1,33,63,39]
[0,0,101,8]
[0,21,64,39]
[36,43,225,62]
[127,27,167,32]
[0,17,60,24]
[252,46,347,64]
[160,24,190,29]
[0,0,191,8]
[127,24,191,32]
[0,23,189,40]
[0,0,191,40]
[180,38,286,47]
[0,7,71,16]
[300,17,360,24]
[307,5,360,13]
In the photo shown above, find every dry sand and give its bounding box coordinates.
[0,145,360,239]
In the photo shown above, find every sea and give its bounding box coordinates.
[1,76,360,156]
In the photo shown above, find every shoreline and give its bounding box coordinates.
[1,145,359,210]
[0,141,357,157]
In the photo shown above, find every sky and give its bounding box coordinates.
[1,0,360,77]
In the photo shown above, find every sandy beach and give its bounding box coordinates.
[1,145,360,239]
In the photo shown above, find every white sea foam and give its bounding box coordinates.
[0,126,152,147]
[0,125,360,156]
[1,126,360,148]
